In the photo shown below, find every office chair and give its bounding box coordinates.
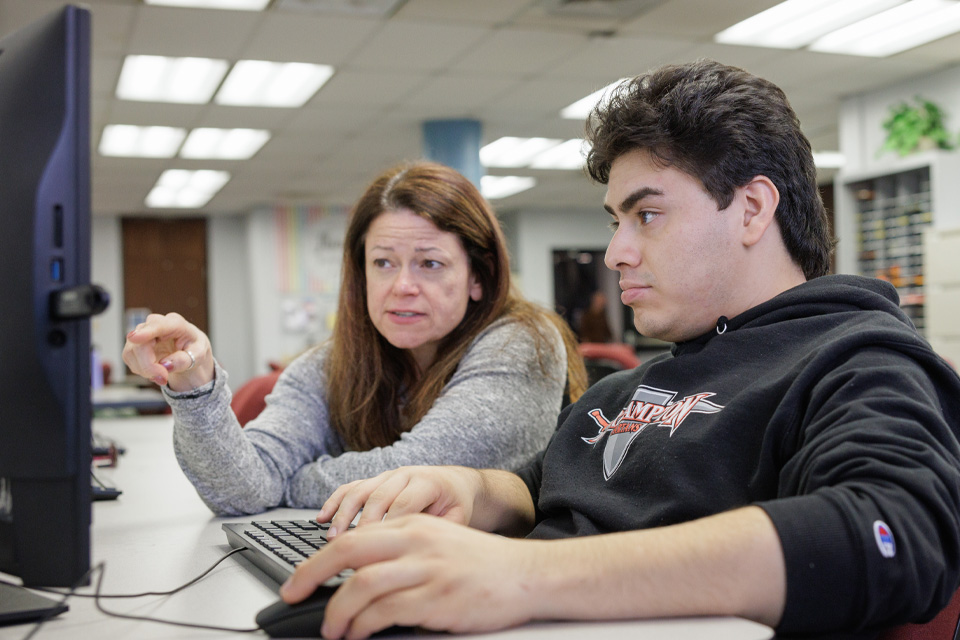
[578,342,641,370]
[578,342,641,386]
[230,365,283,427]
[878,587,960,640]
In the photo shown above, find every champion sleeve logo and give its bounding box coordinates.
[873,520,896,558]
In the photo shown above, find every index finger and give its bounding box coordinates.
[317,480,365,527]
[126,312,191,345]
[324,473,412,537]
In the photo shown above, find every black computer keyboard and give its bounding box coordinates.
[222,519,354,586]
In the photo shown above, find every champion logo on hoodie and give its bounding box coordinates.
[873,520,896,558]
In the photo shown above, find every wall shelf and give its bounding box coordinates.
[835,151,960,338]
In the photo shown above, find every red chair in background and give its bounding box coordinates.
[878,588,960,640]
[578,342,641,387]
[578,342,641,370]
[230,363,284,427]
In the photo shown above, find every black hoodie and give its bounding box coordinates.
[518,274,960,638]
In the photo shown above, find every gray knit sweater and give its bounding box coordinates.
[165,317,567,516]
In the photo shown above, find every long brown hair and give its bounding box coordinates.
[325,161,586,451]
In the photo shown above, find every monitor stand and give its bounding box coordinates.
[0,581,68,626]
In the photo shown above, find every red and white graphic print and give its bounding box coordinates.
[582,385,724,479]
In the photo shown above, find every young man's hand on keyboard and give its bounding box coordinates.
[280,513,542,640]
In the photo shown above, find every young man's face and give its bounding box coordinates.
[603,149,745,343]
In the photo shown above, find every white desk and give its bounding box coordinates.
[92,385,168,412]
[2,416,774,640]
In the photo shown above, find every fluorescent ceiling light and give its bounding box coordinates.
[715,0,905,49]
[715,0,960,57]
[813,151,845,169]
[143,0,271,9]
[810,0,960,56]
[530,139,590,170]
[117,55,229,103]
[215,60,335,107]
[481,176,536,200]
[99,125,186,158]
[146,169,230,208]
[480,137,563,168]
[480,137,588,170]
[180,128,271,159]
[561,78,629,120]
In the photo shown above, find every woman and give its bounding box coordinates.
[123,161,586,516]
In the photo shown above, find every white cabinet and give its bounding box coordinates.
[924,227,960,369]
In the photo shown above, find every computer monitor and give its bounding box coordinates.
[0,4,107,624]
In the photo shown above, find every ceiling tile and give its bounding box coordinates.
[127,6,261,58]
[451,28,586,76]
[540,34,697,79]
[310,69,429,107]
[484,77,612,117]
[394,0,533,25]
[348,20,489,72]
[240,11,381,64]
[398,73,521,114]
[620,0,781,38]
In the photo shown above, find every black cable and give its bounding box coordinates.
[8,547,264,637]
[91,561,262,633]
[31,546,249,599]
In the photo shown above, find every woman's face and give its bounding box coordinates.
[365,208,482,373]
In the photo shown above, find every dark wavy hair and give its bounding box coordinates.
[585,59,832,279]
[325,161,587,451]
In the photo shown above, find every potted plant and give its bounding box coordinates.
[879,96,955,157]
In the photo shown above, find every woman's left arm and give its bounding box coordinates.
[284,318,567,508]
[170,352,339,515]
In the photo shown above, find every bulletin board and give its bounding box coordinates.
[273,204,348,337]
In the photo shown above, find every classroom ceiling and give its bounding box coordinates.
[3,0,960,217]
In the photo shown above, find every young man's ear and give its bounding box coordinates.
[740,175,780,248]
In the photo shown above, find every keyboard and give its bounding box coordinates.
[222,519,354,586]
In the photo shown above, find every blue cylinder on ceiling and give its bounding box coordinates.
[422,119,483,188]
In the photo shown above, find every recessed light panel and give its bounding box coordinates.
[480,137,563,168]
[480,176,536,200]
[715,0,905,49]
[214,61,335,107]
[715,0,960,57]
[180,128,271,159]
[116,55,229,103]
[810,0,960,56]
[99,125,186,158]
[530,139,590,170]
[143,0,271,9]
[146,169,230,208]
[480,137,588,170]
[561,79,629,120]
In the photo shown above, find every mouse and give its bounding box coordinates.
[256,586,414,638]
[256,586,337,638]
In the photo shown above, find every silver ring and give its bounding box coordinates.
[185,349,197,371]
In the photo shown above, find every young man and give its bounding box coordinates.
[281,60,960,640]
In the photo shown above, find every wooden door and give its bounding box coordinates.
[122,218,209,335]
